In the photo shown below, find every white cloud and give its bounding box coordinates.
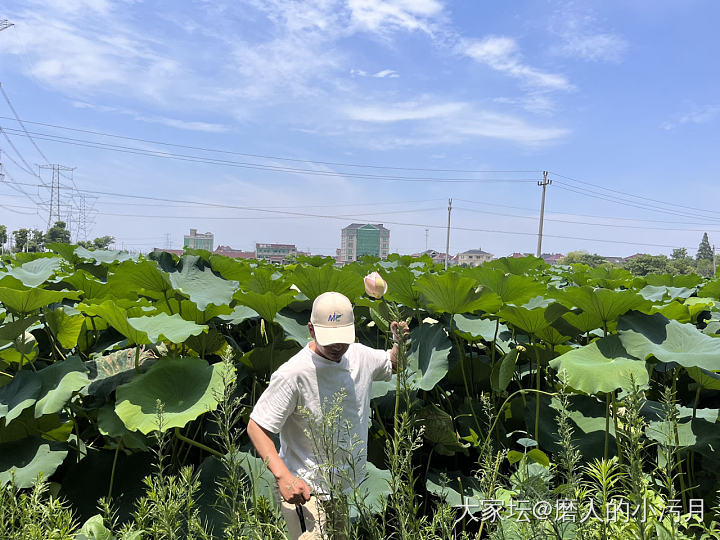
[373,69,399,78]
[662,104,720,130]
[550,4,628,63]
[461,36,572,91]
[343,99,568,146]
[348,0,444,35]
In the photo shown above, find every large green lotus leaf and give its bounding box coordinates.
[60,270,113,300]
[115,357,235,434]
[407,322,452,391]
[0,287,80,314]
[355,462,392,515]
[0,257,62,288]
[549,335,649,394]
[585,266,634,289]
[167,255,238,311]
[650,301,691,324]
[0,315,39,341]
[45,307,85,349]
[645,273,704,288]
[639,285,671,302]
[74,246,134,265]
[83,346,157,398]
[0,332,39,365]
[80,301,206,345]
[97,403,148,450]
[498,305,552,336]
[454,314,511,343]
[383,266,421,309]
[291,265,365,302]
[218,305,259,325]
[0,437,68,488]
[426,470,484,513]
[0,370,43,425]
[209,255,254,283]
[275,310,312,345]
[416,272,501,315]
[473,267,547,306]
[242,268,290,295]
[128,313,207,344]
[233,289,297,322]
[697,280,720,300]
[0,409,72,444]
[684,297,716,322]
[34,356,90,417]
[559,286,650,331]
[485,255,545,276]
[175,299,232,324]
[107,260,173,300]
[618,311,720,371]
[645,405,720,453]
[76,514,114,540]
[185,328,228,358]
[687,367,720,390]
[46,242,80,263]
[417,403,468,456]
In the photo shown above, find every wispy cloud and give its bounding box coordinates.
[343,99,568,146]
[348,0,444,35]
[662,104,720,130]
[351,68,400,78]
[550,4,628,63]
[461,36,572,91]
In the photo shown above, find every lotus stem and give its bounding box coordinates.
[108,441,122,499]
[134,343,140,372]
[0,371,13,379]
[451,315,482,436]
[604,393,610,461]
[482,388,557,451]
[173,427,223,459]
[613,391,622,464]
[534,343,541,440]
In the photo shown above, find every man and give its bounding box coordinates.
[247,291,405,539]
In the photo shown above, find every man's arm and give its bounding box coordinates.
[246,419,311,505]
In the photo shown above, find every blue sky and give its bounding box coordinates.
[1,0,719,258]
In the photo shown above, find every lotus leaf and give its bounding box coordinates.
[473,268,547,306]
[218,305,259,325]
[75,246,134,265]
[167,255,238,310]
[618,311,720,371]
[275,310,312,345]
[0,257,61,288]
[97,404,148,450]
[355,462,392,514]
[426,471,484,513]
[233,289,297,322]
[0,437,68,488]
[697,279,720,299]
[453,314,510,343]
[0,315,39,341]
[416,272,501,315]
[45,307,85,349]
[209,255,254,282]
[0,287,80,314]
[687,367,720,390]
[491,349,519,392]
[84,346,157,398]
[485,255,544,275]
[417,403,467,455]
[107,260,173,301]
[549,335,649,394]
[291,265,365,302]
[76,514,113,540]
[115,357,235,434]
[0,371,42,425]
[382,266,422,309]
[559,286,650,334]
[242,268,290,295]
[34,356,90,417]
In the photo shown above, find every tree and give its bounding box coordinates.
[44,221,71,244]
[624,254,669,276]
[560,250,609,268]
[697,232,714,262]
[0,225,7,253]
[93,235,115,249]
[697,258,715,278]
[12,228,44,252]
[668,247,696,275]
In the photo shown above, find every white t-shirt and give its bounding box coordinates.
[249,342,392,495]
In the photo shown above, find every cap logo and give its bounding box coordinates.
[328,312,343,322]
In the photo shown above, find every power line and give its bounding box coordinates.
[0,83,50,164]
[0,116,541,175]
[0,127,540,184]
[4,179,697,250]
[0,127,39,176]
[550,170,719,217]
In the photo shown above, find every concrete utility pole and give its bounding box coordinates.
[536,171,551,258]
[39,164,75,229]
[714,244,717,276]
[445,198,452,270]
[425,228,429,251]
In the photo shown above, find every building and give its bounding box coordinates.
[215,245,256,259]
[457,248,494,267]
[256,243,297,264]
[411,249,451,265]
[541,253,564,265]
[184,228,214,251]
[340,223,390,263]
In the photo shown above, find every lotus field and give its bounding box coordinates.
[2,244,720,539]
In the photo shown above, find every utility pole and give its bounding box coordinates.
[714,245,717,277]
[425,228,429,251]
[39,164,75,229]
[536,171,551,258]
[445,198,452,270]
[164,233,172,249]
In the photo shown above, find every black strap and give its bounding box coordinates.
[295,504,307,532]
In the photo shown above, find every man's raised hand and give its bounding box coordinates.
[279,473,312,505]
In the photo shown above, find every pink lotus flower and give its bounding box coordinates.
[364,271,388,299]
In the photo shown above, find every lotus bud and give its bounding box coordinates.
[364,271,388,299]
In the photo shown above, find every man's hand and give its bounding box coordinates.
[278,473,312,505]
[390,320,410,343]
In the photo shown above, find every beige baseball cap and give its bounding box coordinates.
[310,292,355,346]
